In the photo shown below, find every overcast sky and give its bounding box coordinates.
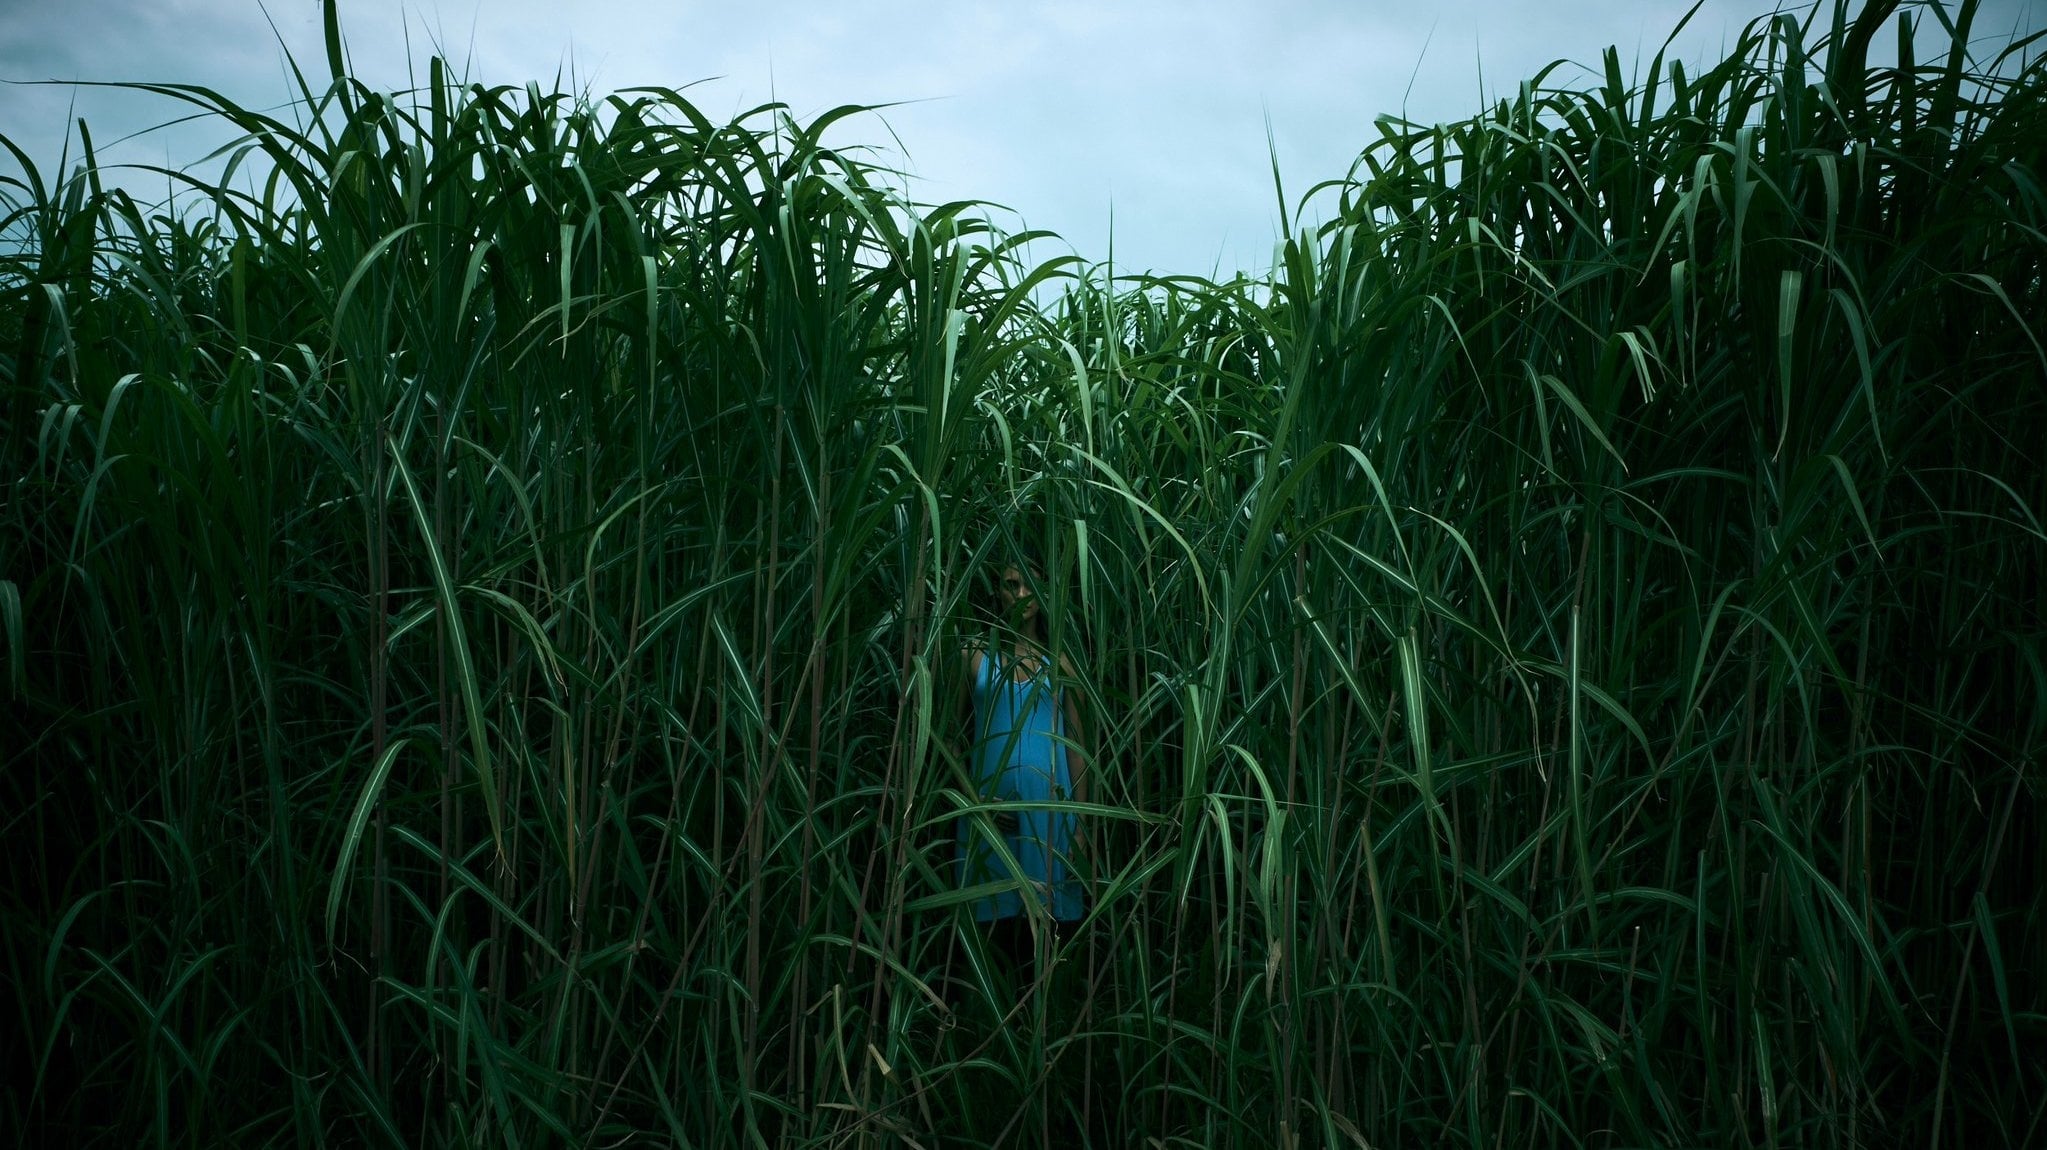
[2,0,2039,276]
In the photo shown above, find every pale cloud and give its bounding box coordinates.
[2,0,2038,275]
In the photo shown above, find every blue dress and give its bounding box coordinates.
[956,646,1085,922]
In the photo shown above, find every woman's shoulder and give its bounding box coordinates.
[959,637,990,679]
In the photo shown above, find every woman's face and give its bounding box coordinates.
[998,566,1038,627]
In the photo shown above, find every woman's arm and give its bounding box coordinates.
[963,643,983,702]
[1059,654,1087,806]
[958,643,982,745]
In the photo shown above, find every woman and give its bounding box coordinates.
[954,557,1089,985]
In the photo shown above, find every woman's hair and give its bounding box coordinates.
[969,525,1084,651]
[966,532,1088,668]
[1003,536,1044,581]
[972,533,1047,632]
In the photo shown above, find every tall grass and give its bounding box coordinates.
[3,1,2042,1145]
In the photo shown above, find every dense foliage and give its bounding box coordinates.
[4,1,2043,1145]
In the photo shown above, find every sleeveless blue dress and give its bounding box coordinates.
[956,647,1085,922]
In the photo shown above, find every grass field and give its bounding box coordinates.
[3,0,2044,1145]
